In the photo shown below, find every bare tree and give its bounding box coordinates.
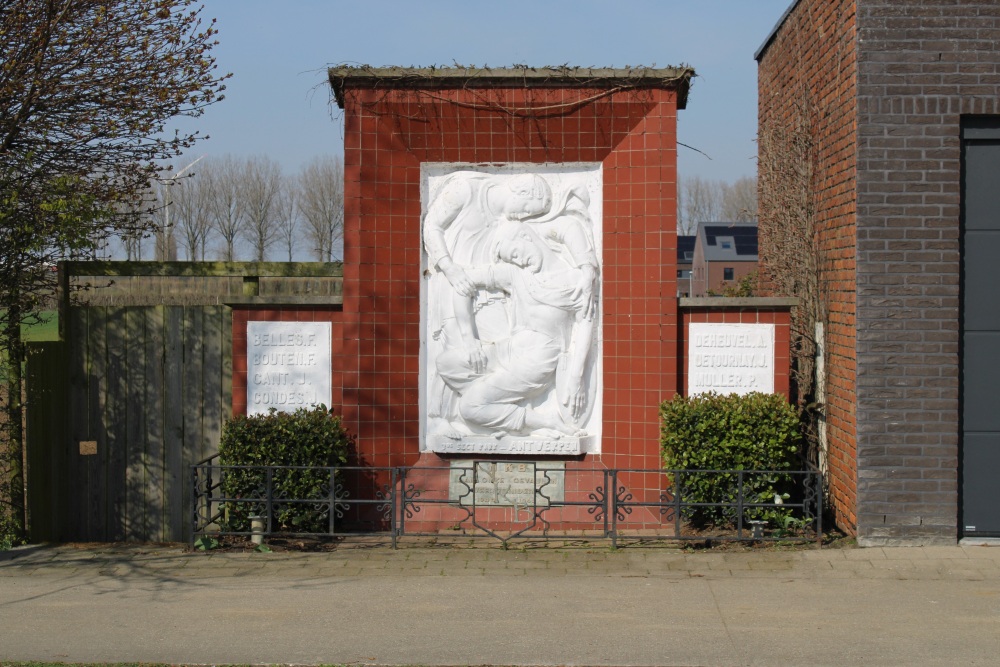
[274,182,298,261]
[121,230,144,261]
[759,111,821,464]
[720,176,758,222]
[679,175,721,234]
[678,175,758,233]
[297,155,344,261]
[116,195,150,260]
[151,180,177,261]
[756,0,854,477]
[203,156,245,261]
[155,156,206,260]
[172,171,212,260]
[241,155,282,261]
[166,158,212,261]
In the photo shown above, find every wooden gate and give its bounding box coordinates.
[24,261,341,542]
[27,305,231,542]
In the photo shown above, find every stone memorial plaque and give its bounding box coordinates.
[247,321,332,415]
[421,164,603,455]
[449,460,566,506]
[688,323,775,395]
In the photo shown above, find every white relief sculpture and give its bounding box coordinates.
[421,165,602,455]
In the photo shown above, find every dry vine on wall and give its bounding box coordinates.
[757,106,825,467]
[756,0,856,476]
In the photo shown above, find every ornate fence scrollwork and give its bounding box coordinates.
[192,456,824,548]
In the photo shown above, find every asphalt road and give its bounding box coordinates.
[1,542,999,666]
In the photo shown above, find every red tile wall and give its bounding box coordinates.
[340,84,681,470]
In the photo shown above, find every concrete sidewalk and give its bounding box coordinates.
[1,541,999,666]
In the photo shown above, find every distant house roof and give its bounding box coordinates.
[697,222,758,262]
[328,65,695,109]
[677,235,696,264]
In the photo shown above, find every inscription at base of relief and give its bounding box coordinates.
[428,434,593,456]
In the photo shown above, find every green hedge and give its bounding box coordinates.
[219,406,353,533]
[659,392,801,528]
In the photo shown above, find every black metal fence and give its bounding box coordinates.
[192,456,823,548]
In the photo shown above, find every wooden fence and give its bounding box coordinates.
[27,305,231,542]
[25,262,341,542]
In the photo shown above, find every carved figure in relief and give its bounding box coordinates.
[524,182,600,322]
[435,221,594,438]
[424,173,550,437]
[423,171,600,443]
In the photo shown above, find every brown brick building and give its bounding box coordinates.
[757,0,1000,545]
[689,222,759,297]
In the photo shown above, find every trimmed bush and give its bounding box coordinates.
[219,406,353,533]
[659,392,801,528]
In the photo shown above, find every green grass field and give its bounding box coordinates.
[19,311,59,342]
[0,309,59,344]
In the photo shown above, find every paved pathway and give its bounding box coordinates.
[2,541,999,666]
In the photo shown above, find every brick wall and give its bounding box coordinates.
[761,0,1000,544]
[337,78,684,470]
[852,1,1000,544]
[701,261,758,297]
[757,0,859,534]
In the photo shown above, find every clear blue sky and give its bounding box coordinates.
[173,0,793,184]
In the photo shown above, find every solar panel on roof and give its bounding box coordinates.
[701,223,758,257]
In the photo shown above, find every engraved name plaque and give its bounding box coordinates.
[247,321,332,415]
[687,322,775,395]
[448,461,566,506]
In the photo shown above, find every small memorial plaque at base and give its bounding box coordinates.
[448,461,566,506]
